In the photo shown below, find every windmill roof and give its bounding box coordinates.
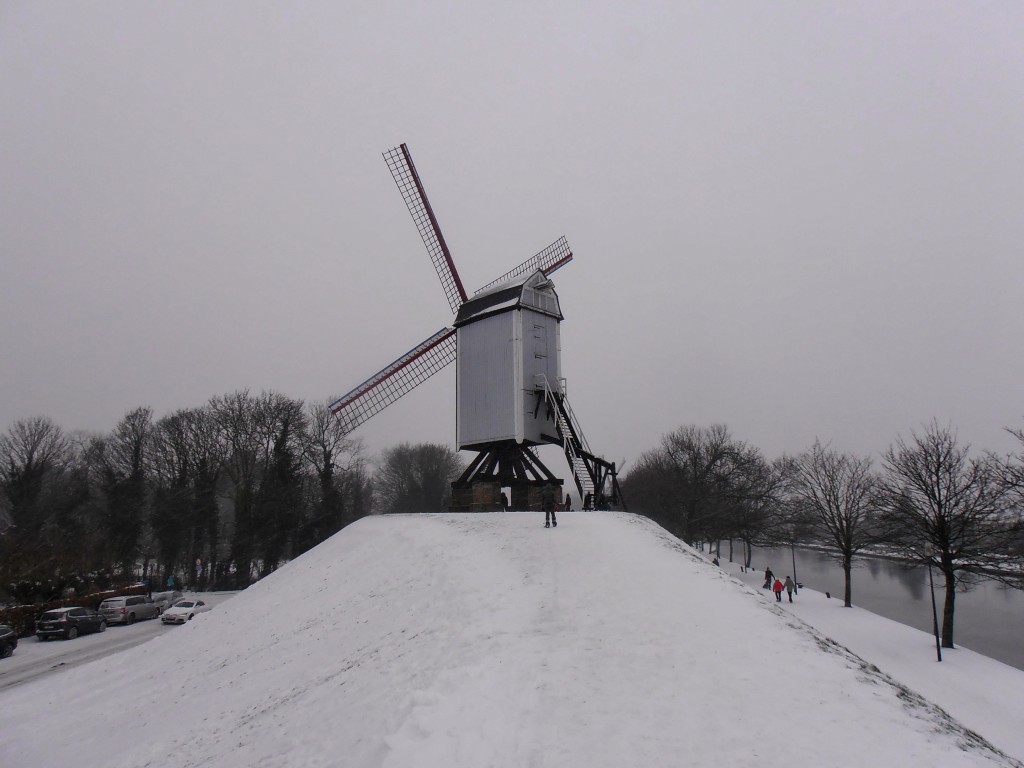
[454,270,562,327]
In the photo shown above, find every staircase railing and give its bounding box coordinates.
[534,374,626,510]
[535,374,594,500]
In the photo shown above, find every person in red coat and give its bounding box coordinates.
[773,578,784,602]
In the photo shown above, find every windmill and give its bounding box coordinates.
[329,144,623,512]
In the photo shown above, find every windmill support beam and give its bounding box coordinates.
[451,441,562,512]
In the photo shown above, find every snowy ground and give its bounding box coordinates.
[722,556,1024,763]
[1,511,1022,768]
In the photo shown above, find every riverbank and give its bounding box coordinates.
[717,554,1024,760]
[744,543,1024,671]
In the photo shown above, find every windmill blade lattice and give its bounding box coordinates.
[474,236,573,295]
[383,144,468,315]
[329,327,456,435]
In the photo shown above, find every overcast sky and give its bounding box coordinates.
[2,2,1022,475]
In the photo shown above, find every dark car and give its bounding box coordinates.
[36,607,107,640]
[0,624,17,658]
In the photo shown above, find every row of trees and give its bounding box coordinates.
[0,391,464,605]
[9,394,1021,652]
[621,421,1024,650]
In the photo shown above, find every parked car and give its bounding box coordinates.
[98,595,161,625]
[151,590,183,613]
[160,599,211,624]
[36,607,106,640]
[0,624,17,657]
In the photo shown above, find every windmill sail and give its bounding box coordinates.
[474,236,573,295]
[329,327,456,436]
[383,144,468,314]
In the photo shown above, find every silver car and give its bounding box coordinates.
[151,590,183,613]
[98,595,160,625]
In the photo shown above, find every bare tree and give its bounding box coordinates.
[662,425,742,545]
[731,455,789,570]
[92,407,154,576]
[998,425,1024,560]
[621,448,679,535]
[374,443,463,513]
[47,432,101,579]
[210,391,307,583]
[0,416,69,525]
[791,441,878,607]
[0,416,71,585]
[298,402,367,549]
[1003,425,1024,500]
[622,425,774,553]
[880,421,1013,648]
[211,390,266,583]
[255,396,307,576]
[149,412,192,583]
[149,407,227,589]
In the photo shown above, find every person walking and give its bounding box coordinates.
[785,576,795,603]
[763,566,774,590]
[773,578,784,602]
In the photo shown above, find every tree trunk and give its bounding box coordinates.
[842,555,853,607]
[941,568,956,649]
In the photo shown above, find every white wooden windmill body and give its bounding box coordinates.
[455,271,562,450]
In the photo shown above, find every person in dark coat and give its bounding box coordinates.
[542,486,558,528]
[763,566,774,589]
[773,578,784,602]
[784,576,796,603]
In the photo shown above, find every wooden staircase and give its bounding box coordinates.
[535,375,625,510]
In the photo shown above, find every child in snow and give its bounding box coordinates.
[773,578,784,602]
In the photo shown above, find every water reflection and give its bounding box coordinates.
[889,562,927,602]
[863,557,878,577]
[750,546,1024,671]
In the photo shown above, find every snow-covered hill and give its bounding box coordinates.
[1,512,1021,767]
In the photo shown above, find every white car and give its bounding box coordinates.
[160,599,211,624]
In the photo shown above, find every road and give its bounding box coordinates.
[0,592,239,692]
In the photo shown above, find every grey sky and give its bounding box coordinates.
[2,2,1022,474]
